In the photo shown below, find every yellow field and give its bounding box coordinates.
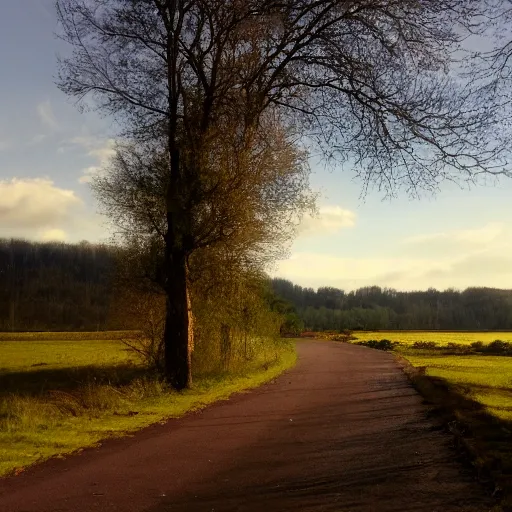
[352,331,512,346]
[0,338,134,373]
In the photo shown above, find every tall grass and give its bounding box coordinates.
[0,331,133,342]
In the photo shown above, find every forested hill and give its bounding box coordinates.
[271,278,512,331]
[0,239,119,331]
[3,238,512,333]
[0,239,286,334]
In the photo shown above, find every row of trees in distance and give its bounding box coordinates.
[3,240,512,335]
[272,279,512,331]
[0,238,295,375]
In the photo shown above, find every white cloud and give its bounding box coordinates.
[69,135,98,149]
[37,101,58,130]
[0,178,82,234]
[30,134,47,145]
[78,166,101,184]
[40,229,67,242]
[298,206,356,236]
[69,136,116,183]
[404,222,504,246]
[274,252,441,290]
[275,220,512,291]
[0,177,109,243]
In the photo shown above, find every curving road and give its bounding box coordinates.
[0,341,492,512]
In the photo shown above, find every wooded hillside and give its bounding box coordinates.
[271,279,512,331]
[0,239,118,331]
[2,239,512,333]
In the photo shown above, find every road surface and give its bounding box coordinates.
[0,341,491,511]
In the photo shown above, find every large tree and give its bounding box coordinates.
[92,114,312,384]
[57,0,508,389]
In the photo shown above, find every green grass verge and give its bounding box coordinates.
[0,333,297,477]
[399,351,512,421]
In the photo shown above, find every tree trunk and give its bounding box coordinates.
[162,135,194,389]
[163,249,192,390]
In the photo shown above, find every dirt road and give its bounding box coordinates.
[0,341,492,511]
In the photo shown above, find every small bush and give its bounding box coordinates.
[482,340,512,355]
[357,339,397,351]
[379,339,396,350]
[444,342,472,354]
[412,341,437,349]
[470,341,484,350]
[121,293,166,370]
[309,331,357,342]
[331,334,357,342]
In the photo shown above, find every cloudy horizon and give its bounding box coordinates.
[2,0,512,293]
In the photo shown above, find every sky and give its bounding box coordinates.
[2,1,512,292]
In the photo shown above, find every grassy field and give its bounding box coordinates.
[352,330,512,346]
[0,331,131,342]
[346,331,511,422]
[398,347,512,509]
[0,332,296,477]
[312,330,512,422]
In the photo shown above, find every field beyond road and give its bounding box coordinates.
[0,341,492,512]
[352,330,512,346]
[0,331,296,477]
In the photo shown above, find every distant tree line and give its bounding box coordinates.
[271,279,512,331]
[3,238,512,334]
[0,239,120,332]
[0,239,297,338]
